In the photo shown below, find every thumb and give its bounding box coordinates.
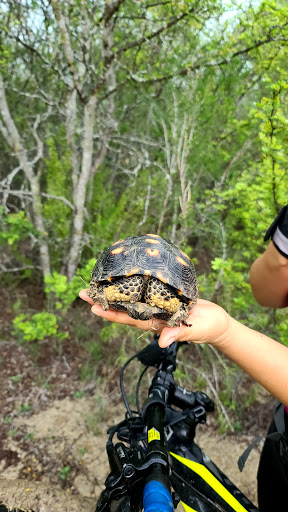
[158,326,180,348]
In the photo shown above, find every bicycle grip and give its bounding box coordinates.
[143,480,174,512]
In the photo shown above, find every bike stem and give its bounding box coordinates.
[142,363,175,512]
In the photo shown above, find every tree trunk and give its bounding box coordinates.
[66,94,97,281]
[0,74,51,277]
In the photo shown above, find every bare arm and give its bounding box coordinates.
[249,241,288,308]
[216,317,288,407]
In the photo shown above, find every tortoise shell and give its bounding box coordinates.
[90,234,198,301]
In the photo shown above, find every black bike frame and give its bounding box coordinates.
[168,426,258,512]
[95,339,259,512]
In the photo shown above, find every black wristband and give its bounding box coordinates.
[264,206,288,241]
[264,205,288,259]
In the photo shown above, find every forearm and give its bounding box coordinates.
[249,241,288,308]
[216,318,288,407]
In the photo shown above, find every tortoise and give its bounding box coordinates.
[87,234,198,327]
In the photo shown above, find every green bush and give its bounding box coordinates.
[12,258,96,343]
[13,311,67,342]
[0,208,35,246]
[44,258,95,312]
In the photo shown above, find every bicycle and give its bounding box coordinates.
[0,336,259,512]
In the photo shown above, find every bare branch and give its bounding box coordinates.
[103,0,126,22]
[51,0,86,103]
[0,166,22,209]
[226,36,288,61]
[0,118,13,148]
[0,166,22,187]
[113,5,199,60]
[0,187,75,211]
[210,221,227,302]
[9,86,56,107]
[109,134,161,148]
[0,263,41,273]
[120,33,288,88]
[156,163,173,235]
[0,75,28,173]
[65,89,80,202]
[15,36,52,68]
[66,93,97,280]
[31,113,48,167]
[139,173,152,227]
[218,138,253,187]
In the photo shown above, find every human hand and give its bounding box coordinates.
[79,289,232,349]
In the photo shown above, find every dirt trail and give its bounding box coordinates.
[1,396,261,508]
[1,336,271,511]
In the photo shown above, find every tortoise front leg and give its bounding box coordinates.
[87,283,110,310]
[166,303,191,328]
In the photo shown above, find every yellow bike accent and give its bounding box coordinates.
[181,502,198,512]
[148,427,160,443]
[170,452,249,512]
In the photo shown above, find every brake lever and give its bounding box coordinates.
[98,443,169,509]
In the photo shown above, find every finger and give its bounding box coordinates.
[91,303,135,325]
[158,325,190,348]
[91,303,158,331]
[79,289,95,305]
[158,332,177,348]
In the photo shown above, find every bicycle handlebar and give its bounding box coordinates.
[96,338,214,511]
[143,481,174,512]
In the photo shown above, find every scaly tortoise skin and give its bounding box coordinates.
[87,234,198,327]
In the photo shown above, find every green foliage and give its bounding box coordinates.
[12,257,96,344]
[232,82,287,238]
[43,135,72,246]
[44,258,95,311]
[198,80,288,335]
[10,375,22,383]
[24,432,34,441]
[44,273,80,312]
[3,416,12,424]
[0,208,36,278]
[0,208,35,246]
[74,390,86,399]
[59,465,71,481]
[13,311,67,342]
[79,340,104,381]
[16,403,33,414]
[87,174,139,257]
[83,340,103,362]
[84,394,110,435]
[275,309,288,347]
[7,429,18,437]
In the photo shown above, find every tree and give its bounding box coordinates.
[1,0,288,283]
